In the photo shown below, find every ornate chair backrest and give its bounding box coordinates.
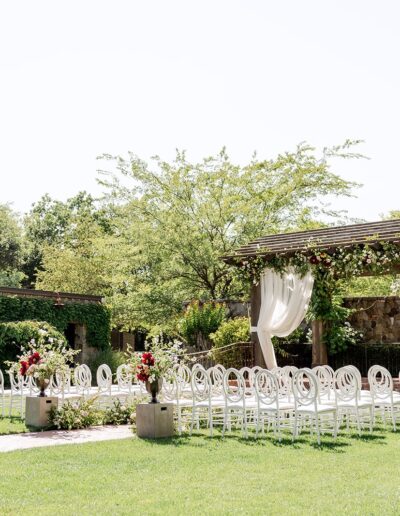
[116,364,133,391]
[368,365,393,399]
[313,365,334,398]
[174,363,191,389]
[292,369,318,407]
[255,370,279,407]
[74,364,92,391]
[191,367,211,402]
[0,369,4,394]
[97,364,112,391]
[334,366,359,402]
[50,369,71,395]
[8,370,27,394]
[209,366,224,396]
[223,368,245,404]
[162,375,179,401]
[240,366,255,396]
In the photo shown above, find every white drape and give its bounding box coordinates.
[251,267,314,369]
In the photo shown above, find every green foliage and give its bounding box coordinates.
[49,397,139,430]
[94,142,361,329]
[102,399,137,426]
[178,301,227,347]
[209,316,250,368]
[0,295,111,351]
[86,348,125,378]
[0,320,66,369]
[49,398,103,430]
[0,204,25,287]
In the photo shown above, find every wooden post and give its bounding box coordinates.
[250,283,266,368]
[311,319,328,367]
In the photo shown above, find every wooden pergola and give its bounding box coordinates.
[223,219,400,368]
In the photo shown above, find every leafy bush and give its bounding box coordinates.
[0,320,67,370]
[49,398,103,430]
[209,317,250,368]
[179,301,226,348]
[102,399,137,425]
[86,348,125,380]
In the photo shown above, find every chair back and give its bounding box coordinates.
[97,364,112,392]
[368,365,393,399]
[292,369,318,406]
[223,368,245,404]
[162,375,179,401]
[313,365,334,398]
[191,367,211,402]
[50,369,71,396]
[0,369,4,393]
[334,366,359,402]
[209,366,224,396]
[74,364,92,391]
[117,364,133,391]
[255,370,279,407]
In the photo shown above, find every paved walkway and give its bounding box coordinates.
[0,425,133,453]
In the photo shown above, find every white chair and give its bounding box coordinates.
[190,366,224,437]
[334,366,373,434]
[292,369,337,445]
[173,363,192,397]
[8,371,30,417]
[50,369,80,404]
[368,365,400,431]
[162,375,192,435]
[222,368,257,438]
[255,370,294,441]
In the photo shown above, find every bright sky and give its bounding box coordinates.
[1,1,399,219]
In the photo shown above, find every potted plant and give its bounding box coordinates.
[128,337,184,403]
[8,340,79,397]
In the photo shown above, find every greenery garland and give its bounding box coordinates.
[232,241,400,353]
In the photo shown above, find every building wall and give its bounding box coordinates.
[344,296,400,344]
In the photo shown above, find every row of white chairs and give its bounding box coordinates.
[159,364,400,444]
[0,364,145,417]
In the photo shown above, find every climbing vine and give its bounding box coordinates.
[232,241,400,353]
[0,296,111,350]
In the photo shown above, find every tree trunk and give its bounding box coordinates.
[311,319,328,367]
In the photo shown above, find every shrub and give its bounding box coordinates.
[179,301,226,348]
[49,398,103,430]
[102,399,138,426]
[209,317,250,368]
[0,320,67,370]
[86,348,125,380]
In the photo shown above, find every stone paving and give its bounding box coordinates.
[0,425,133,453]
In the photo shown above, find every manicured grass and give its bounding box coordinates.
[1,427,400,515]
[0,417,28,435]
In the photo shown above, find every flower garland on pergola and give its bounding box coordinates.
[232,241,400,353]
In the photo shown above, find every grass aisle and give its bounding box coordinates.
[0,429,400,515]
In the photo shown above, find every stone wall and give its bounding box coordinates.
[344,296,400,344]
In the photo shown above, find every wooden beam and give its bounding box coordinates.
[311,320,328,367]
[250,283,266,368]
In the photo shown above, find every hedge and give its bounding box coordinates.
[0,296,111,351]
[0,320,67,370]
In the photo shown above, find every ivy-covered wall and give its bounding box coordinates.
[0,295,111,350]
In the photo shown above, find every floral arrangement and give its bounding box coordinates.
[127,336,184,384]
[7,338,79,382]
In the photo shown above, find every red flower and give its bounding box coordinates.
[141,352,155,366]
[19,360,29,376]
[28,352,41,366]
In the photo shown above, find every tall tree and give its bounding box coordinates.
[92,141,363,329]
[0,204,24,287]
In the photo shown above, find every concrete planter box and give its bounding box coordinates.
[25,396,58,429]
[136,403,174,438]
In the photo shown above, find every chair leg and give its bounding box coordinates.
[208,406,213,437]
[315,415,321,445]
[190,407,196,436]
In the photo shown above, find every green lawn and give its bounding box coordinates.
[1,428,400,515]
[0,417,28,435]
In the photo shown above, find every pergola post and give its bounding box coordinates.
[311,319,328,367]
[250,283,266,368]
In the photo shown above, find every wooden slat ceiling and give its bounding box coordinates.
[223,219,400,262]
